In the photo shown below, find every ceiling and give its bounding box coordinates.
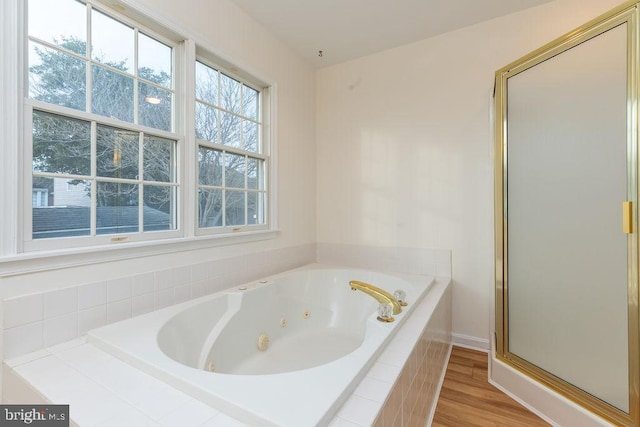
[228,0,554,67]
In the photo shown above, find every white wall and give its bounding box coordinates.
[0,0,316,298]
[316,0,624,347]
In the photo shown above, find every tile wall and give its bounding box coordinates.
[3,279,452,427]
[329,279,452,427]
[375,283,451,426]
[317,243,452,278]
[2,244,316,359]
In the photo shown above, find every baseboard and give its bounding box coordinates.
[426,342,453,426]
[488,374,557,426]
[451,333,490,352]
[489,356,612,427]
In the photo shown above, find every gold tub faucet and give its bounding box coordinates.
[349,280,402,315]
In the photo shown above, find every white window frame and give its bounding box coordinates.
[194,56,270,236]
[23,103,183,252]
[0,0,278,276]
[23,0,182,252]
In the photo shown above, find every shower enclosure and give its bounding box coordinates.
[495,1,640,425]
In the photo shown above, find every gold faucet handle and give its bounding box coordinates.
[377,303,395,322]
[394,289,408,306]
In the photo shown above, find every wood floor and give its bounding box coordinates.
[431,346,549,427]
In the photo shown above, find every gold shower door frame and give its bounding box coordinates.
[494,2,640,425]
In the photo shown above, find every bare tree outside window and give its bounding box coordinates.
[195,60,265,229]
[26,0,268,244]
[29,17,176,238]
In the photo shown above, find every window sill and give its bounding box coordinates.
[0,230,280,278]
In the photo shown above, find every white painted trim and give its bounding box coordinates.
[0,0,21,257]
[427,343,453,426]
[0,230,279,278]
[182,39,197,238]
[489,354,613,427]
[452,333,491,352]
[267,83,279,231]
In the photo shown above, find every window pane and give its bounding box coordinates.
[247,157,264,190]
[243,85,258,120]
[27,4,186,244]
[248,192,265,225]
[139,82,172,131]
[220,73,241,114]
[195,61,218,105]
[220,111,241,148]
[92,65,134,123]
[195,102,218,142]
[225,153,245,189]
[96,182,139,234]
[29,42,86,111]
[91,9,134,73]
[28,0,87,55]
[32,177,91,239]
[144,136,174,183]
[199,189,222,227]
[97,126,139,179]
[33,111,91,175]
[199,147,222,186]
[242,120,259,152]
[225,190,245,226]
[138,33,172,89]
[143,185,175,231]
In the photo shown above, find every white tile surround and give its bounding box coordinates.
[2,244,317,360]
[2,244,452,426]
[317,244,452,278]
[2,244,451,360]
[3,279,451,427]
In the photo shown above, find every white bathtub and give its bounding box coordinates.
[88,264,434,426]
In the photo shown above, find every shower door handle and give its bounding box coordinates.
[623,201,633,234]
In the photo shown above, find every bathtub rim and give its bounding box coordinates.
[88,263,435,426]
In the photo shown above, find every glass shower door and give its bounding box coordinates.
[495,4,640,425]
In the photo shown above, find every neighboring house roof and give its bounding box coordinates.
[32,205,171,239]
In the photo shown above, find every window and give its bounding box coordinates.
[13,0,273,257]
[195,61,267,232]
[27,0,179,247]
[28,0,174,130]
